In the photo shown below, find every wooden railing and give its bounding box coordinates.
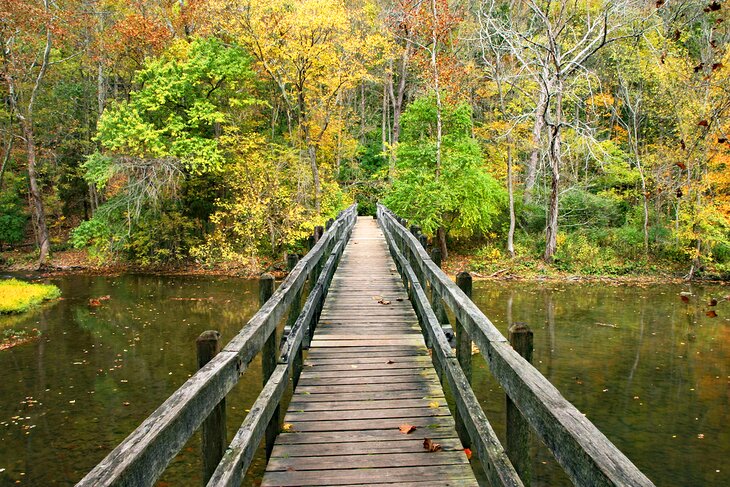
[78,204,357,487]
[377,203,655,487]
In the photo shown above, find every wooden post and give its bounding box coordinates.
[418,233,428,250]
[259,274,277,460]
[429,248,449,325]
[287,254,303,388]
[307,235,315,250]
[325,218,334,230]
[453,271,473,448]
[196,330,226,483]
[507,323,533,486]
[314,225,324,243]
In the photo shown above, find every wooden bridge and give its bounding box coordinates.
[78,204,655,487]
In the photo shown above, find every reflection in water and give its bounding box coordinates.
[0,275,266,486]
[471,281,729,487]
[0,276,727,486]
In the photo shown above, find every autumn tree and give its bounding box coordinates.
[216,0,383,214]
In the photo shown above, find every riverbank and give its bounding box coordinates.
[2,247,728,284]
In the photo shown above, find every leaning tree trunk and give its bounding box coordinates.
[544,84,563,263]
[22,118,51,266]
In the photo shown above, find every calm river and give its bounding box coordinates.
[0,275,727,486]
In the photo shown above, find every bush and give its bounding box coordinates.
[560,189,626,228]
[0,279,61,314]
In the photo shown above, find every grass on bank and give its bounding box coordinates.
[0,279,61,314]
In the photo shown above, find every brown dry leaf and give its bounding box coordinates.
[708,298,718,307]
[423,438,441,452]
[378,299,391,305]
[386,360,395,364]
[399,424,417,434]
[396,297,404,302]
[680,294,691,303]
[706,310,718,318]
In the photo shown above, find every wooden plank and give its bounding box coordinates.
[271,437,464,457]
[285,406,451,422]
[267,451,469,471]
[262,218,477,487]
[261,465,478,486]
[287,398,448,412]
[275,428,458,445]
[379,205,656,487]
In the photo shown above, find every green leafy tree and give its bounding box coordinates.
[385,96,505,257]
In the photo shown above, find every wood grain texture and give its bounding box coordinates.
[262,219,476,487]
[378,204,656,487]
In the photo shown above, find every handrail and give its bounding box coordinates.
[206,228,351,487]
[380,220,523,487]
[377,203,655,487]
[78,204,357,487]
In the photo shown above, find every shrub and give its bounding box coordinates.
[0,279,61,314]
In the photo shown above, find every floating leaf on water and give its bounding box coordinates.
[708,298,718,307]
[706,310,718,318]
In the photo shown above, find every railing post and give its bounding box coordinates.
[325,218,334,230]
[314,225,324,242]
[507,323,534,486]
[429,248,450,325]
[196,330,226,483]
[454,271,473,448]
[259,273,277,460]
[287,254,304,388]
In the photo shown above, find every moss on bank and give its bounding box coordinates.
[0,279,61,314]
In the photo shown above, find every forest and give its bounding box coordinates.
[1,0,729,279]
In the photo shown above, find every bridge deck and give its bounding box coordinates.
[262,218,477,486]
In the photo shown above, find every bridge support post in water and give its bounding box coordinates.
[196,330,226,484]
[507,323,534,486]
[286,254,304,388]
[454,271,473,448]
[259,273,277,460]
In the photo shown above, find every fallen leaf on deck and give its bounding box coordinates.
[399,424,416,434]
[428,401,440,408]
[282,423,294,432]
[371,295,383,301]
[378,299,391,305]
[396,297,404,302]
[706,310,718,318]
[464,448,472,459]
[423,438,441,452]
[386,360,395,364]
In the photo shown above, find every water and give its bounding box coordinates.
[0,276,727,486]
[469,281,729,486]
[0,275,269,486]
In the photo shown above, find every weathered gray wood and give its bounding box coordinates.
[77,204,357,487]
[196,331,226,485]
[262,465,477,487]
[454,270,473,448]
[429,247,450,326]
[508,323,534,486]
[378,204,656,487]
[380,221,522,487]
[206,364,289,487]
[259,273,277,460]
[262,219,477,487]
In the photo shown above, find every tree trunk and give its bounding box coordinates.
[524,87,546,203]
[389,42,411,161]
[544,83,563,263]
[22,118,51,266]
[307,142,321,214]
[437,226,448,260]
